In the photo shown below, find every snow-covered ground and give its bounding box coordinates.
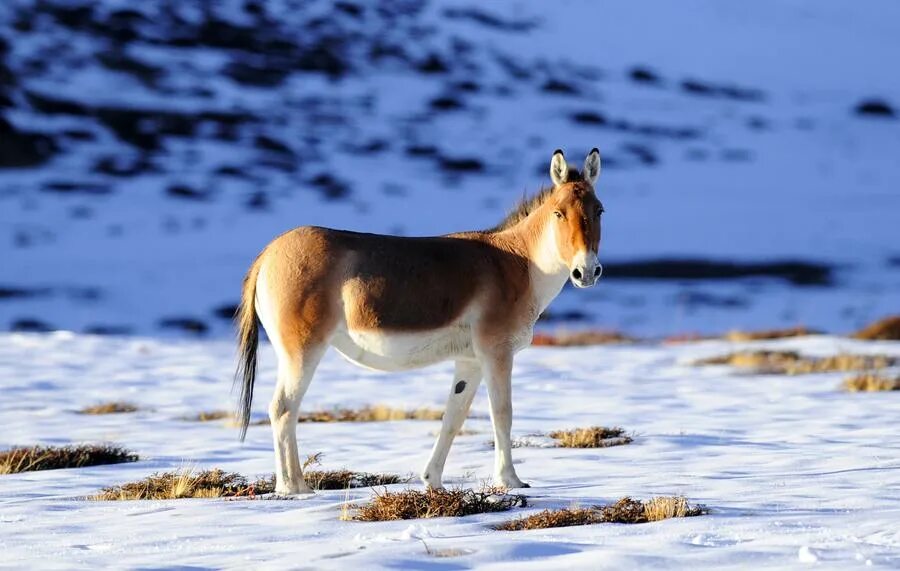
[2,332,899,569]
[1,0,899,337]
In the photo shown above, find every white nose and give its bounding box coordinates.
[571,254,601,288]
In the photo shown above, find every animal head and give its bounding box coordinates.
[547,148,604,288]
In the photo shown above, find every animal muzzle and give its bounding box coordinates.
[570,253,602,288]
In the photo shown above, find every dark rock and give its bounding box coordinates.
[25,91,254,150]
[62,129,96,141]
[406,145,438,157]
[166,185,209,200]
[215,165,249,178]
[254,135,294,156]
[41,181,111,195]
[438,156,484,173]
[452,80,480,93]
[11,318,53,332]
[309,173,351,200]
[541,79,579,95]
[159,317,208,335]
[93,154,155,177]
[677,291,749,309]
[629,66,660,85]
[335,2,363,17]
[84,324,132,336]
[417,53,448,74]
[622,144,658,166]
[344,139,389,154]
[0,286,49,300]
[571,111,607,125]
[0,116,58,168]
[443,8,536,32]
[537,309,589,322]
[603,259,833,286]
[430,96,463,111]
[681,79,765,102]
[97,50,163,86]
[213,304,240,320]
[225,56,292,87]
[245,191,269,210]
[855,99,895,118]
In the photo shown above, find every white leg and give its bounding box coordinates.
[270,345,325,495]
[422,360,482,489]
[482,352,527,489]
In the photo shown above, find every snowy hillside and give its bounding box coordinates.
[1,0,899,338]
[2,332,900,568]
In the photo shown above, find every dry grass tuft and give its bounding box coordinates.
[78,402,139,415]
[305,469,406,490]
[185,410,234,422]
[252,405,445,425]
[1,444,137,475]
[93,459,405,500]
[852,315,900,341]
[841,373,900,392]
[666,326,818,345]
[532,330,635,347]
[496,496,706,530]
[549,427,632,448]
[93,468,268,500]
[693,350,896,375]
[494,507,601,530]
[301,405,444,423]
[723,326,818,342]
[351,487,527,521]
[639,496,707,522]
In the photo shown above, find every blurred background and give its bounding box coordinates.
[0,0,898,339]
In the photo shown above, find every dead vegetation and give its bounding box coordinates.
[349,487,527,521]
[665,326,817,344]
[852,315,900,341]
[494,507,601,530]
[495,496,706,530]
[532,330,635,347]
[1,444,137,474]
[721,326,818,342]
[250,405,445,425]
[185,410,234,422]
[78,401,139,414]
[93,456,405,500]
[93,468,269,500]
[841,373,900,392]
[548,427,633,448]
[693,350,896,374]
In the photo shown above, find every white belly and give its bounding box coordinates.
[330,323,476,371]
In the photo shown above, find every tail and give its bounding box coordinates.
[234,254,263,442]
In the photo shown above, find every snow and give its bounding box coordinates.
[2,332,899,568]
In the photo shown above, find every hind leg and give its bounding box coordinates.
[422,359,482,489]
[270,344,327,495]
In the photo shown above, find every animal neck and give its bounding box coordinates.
[505,207,570,313]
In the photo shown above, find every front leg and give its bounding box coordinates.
[481,350,528,489]
[422,359,482,489]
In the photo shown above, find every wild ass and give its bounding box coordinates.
[235,148,604,495]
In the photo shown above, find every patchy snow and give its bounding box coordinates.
[1,0,899,338]
[2,332,899,568]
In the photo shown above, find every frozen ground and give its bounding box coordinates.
[2,332,899,569]
[1,0,899,337]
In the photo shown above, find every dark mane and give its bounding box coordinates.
[489,169,584,232]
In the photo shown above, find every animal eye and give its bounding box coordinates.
[554,211,563,219]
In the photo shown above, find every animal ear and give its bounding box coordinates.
[549,149,568,186]
[582,147,601,185]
